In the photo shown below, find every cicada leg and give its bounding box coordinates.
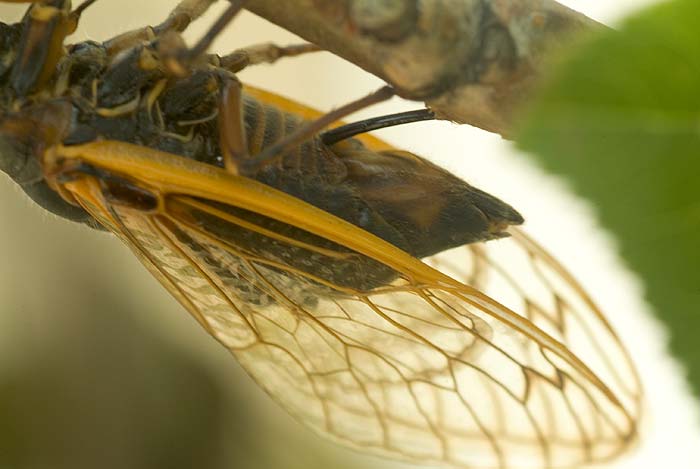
[153,6,322,78]
[102,0,229,56]
[218,82,395,175]
[112,1,247,78]
[217,75,248,174]
[92,1,244,118]
[8,0,94,96]
[217,42,322,73]
[173,0,244,66]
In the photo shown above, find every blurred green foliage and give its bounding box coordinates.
[518,0,700,392]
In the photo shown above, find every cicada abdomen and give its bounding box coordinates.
[0,1,642,468]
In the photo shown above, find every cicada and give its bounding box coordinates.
[0,1,642,468]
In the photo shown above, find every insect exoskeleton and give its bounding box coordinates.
[0,1,642,468]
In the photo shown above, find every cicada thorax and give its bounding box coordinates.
[71,76,406,292]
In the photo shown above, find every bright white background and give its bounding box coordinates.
[0,0,696,468]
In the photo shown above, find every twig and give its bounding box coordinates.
[244,0,605,136]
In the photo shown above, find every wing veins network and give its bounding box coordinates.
[170,209,369,296]
[156,210,458,451]
[530,256,635,396]
[150,215,262,338]
[445,362,509,467]
[169,209,532,462]
[168,195,631,448]
[371,301,469,332]
[514,232,641,404]
[85,191,221,336]
[149,221,343,435]
[63,170,641,468]
[353,291,560,444]
[546,355,629,439]
[471,248,555,326]
[164,199,562,417]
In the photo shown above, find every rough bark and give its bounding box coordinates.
[244,0,604,136]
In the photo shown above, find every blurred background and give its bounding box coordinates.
[0,0,697,468]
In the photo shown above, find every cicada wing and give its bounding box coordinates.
[65,176,640,469]
[430,230,642,408]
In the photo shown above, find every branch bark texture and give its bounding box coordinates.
[244,0,604,136]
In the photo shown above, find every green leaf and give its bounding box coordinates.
[517,0,700,391]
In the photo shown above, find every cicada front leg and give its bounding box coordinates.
[8,0,97,96]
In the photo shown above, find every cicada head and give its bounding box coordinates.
[2,99,100,223]
[0,1,101,223]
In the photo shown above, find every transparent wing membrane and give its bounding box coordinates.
[66,176,641,469]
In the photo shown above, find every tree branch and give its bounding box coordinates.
[243,0,604,136]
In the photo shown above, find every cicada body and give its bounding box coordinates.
[0,1,642,468]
